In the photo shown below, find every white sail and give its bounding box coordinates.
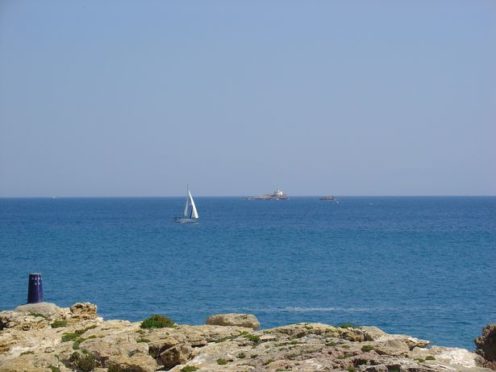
[188,190,199,219]
[183,194,190,217]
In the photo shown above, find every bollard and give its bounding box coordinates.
[27,273,43,304]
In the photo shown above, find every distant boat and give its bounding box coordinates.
[176,186,199,224]
[250,188,288,200]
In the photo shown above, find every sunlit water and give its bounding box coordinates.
[1,197,495,349]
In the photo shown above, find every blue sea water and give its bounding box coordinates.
[0,197,495,349]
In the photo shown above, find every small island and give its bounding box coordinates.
[0,302,494,371]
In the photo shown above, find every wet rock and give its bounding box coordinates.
[206,313,260,330]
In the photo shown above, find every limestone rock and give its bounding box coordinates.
[0,301,493,372]
[0,351,63,371]
[81,334,148,364]
[15,302,66,319]
[70,302,97,320]
[107,353,158,372]
[159,343,193,369]
[206,313,260,330]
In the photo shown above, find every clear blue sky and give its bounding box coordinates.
[1,0,495,196]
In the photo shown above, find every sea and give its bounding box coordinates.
[0,197,495,349]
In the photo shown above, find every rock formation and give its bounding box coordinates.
[475,324,496,370]
[0,302,493,371]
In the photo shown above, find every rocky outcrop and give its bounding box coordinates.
[0,302,492,371]
[206,313,260,330]
[69,302,98,321]
[476,324,496,370]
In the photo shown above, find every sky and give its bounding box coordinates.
[0,0,495,197]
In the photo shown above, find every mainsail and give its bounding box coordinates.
[183,192,190,217]
[188,190,199,219]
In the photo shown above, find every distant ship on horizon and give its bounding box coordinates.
[248,188,289,200]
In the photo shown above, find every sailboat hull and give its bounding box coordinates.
[175,217,199,224]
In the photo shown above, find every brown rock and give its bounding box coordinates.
[206,313,260,330]
[475,324,496,370]
[159,343,193,369]
[69,302,97,320]
[148,336,180,358]
[81,334,148,364]
[107,353,158,372]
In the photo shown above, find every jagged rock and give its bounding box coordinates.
[159,343,193,369]
[107,353,158,372]
[206,313,260,330]
[476,324,496,370]
[0,302,493,372]
[374,339,410,356]
[69,302,97,320]
[81,334,148,364]
[0,351,63,371]
[148,336,180,358]
[0,311,50,331]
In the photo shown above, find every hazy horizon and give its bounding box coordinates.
[1,1,495,197]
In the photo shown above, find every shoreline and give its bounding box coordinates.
[1,302,494,371]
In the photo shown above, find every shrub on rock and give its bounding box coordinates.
[141,314,174,329]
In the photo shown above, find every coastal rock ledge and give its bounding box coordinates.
[0,302,493,372]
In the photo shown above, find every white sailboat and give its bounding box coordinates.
[176,186,199,224]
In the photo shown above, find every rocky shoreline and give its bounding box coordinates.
[0,302,494,371]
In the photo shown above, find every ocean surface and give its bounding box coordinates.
[0,197,495,349]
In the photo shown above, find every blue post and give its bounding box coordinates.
[27,273,43,304]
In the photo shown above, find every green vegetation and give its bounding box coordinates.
[415,358,425,363]
[140,314,174,329]
[48,366,61,372]
[361,344,374,352]
[75,325,97,335]
[237,352,246,359]
[347,367,356,372]
[338,322,356,329]
[20,351,34,355]
[216,358,228,365]
[61,333,79,342]
[180,366,199,372]
[240,331,261,344]
[326,341,337,347]
[51,320,67,328]
[137,337,150,343]
[29,312,48,319]
[425,355,436,360]
[72,338,84,350]
[69,351,96,372]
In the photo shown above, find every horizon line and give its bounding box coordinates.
[1,195,495,199]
